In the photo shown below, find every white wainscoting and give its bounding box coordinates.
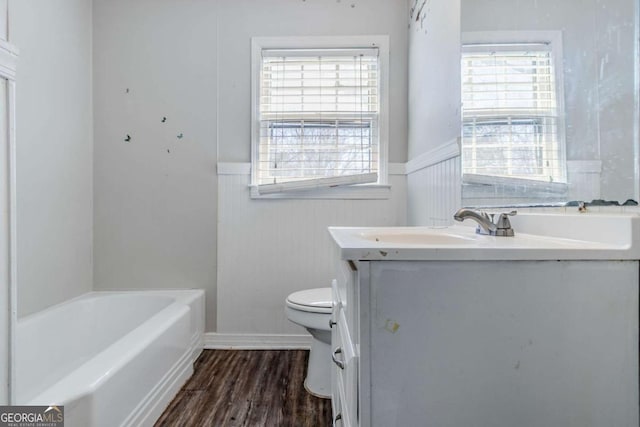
[407,141,461,226]
[216,163,407,339]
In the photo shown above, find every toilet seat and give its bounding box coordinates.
[286,288,333,314]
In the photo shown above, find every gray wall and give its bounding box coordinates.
[93,0,408,333]
[92,0,219,330]
[407,0,462,225]
[10,0,94,317]
[407,0,461,160]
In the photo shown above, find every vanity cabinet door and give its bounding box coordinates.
[335,260,359,341]
[365,260,639,427]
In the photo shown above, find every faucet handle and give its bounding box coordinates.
[495,211,517,234]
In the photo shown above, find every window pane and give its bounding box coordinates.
[258,50,379,186]
[260,120,376,183]
[462,43,566,183]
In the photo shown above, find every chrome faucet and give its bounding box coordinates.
[453,208,517,236]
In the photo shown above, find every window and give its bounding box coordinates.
[461,32,567,185]
[251,36,388,197]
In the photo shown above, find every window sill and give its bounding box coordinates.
[249,184,391,200]
[463,173,568,194]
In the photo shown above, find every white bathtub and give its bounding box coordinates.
[15,290,205,427]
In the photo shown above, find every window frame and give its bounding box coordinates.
[250,35,390,199]
[461,30,568,190]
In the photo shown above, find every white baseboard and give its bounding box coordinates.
[204,333,312,350]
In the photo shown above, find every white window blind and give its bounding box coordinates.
[255,48,379,194]
[461,42,567,183]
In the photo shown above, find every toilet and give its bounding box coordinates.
[285,287,333,398]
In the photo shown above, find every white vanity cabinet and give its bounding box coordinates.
[331,258,639,427]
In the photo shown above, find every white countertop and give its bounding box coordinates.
[329,213,640,261]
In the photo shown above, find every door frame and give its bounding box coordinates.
[0,37,18,404]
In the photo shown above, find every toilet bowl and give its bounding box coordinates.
[285,288,333,398]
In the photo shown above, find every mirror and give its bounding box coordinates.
[461,0,638,207]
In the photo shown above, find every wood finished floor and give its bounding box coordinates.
[154,350,332,427]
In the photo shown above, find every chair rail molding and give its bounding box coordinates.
[406,138,460,175]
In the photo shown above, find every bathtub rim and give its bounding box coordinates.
[15,288,205,427]
[16,289,204,325]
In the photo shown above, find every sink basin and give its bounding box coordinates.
[329,213,640,261]
[359,230,476,245]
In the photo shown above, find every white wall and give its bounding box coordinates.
[217,171,406,336]
[92,0,219,330]
[10,0,93,317]
[406,0,462,225]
